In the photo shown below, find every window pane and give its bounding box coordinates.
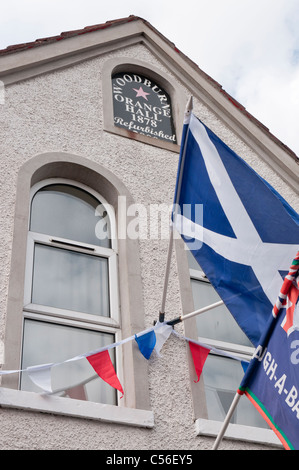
[30,184,111,248]
[203,355,268,428]
[32,244,110,317]
[21,319,116,405]
[191,279,252,347]
[187,249,201,270]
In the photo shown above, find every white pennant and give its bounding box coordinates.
[27,363,53,394]
[154,322,173,356]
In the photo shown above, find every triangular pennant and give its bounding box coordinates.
[189,342,210,383]
[135,330,156,359]
[154,323,173,356]
[27,363,53,394]
[86,349,124,398]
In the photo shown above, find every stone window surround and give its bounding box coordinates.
[1,152,152,425]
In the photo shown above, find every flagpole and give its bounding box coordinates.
[166,299,224,326]
[212,391,242,450]
[159,96,193,323]
[159,229,174,322]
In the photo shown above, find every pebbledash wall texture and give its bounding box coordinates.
[0,17,298,450]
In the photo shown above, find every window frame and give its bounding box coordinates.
[20,178,123,404]
[24,178,120,330]
[24,237,119,328]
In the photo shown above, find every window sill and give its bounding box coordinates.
[0,387,154,428]
[195,418,282,448]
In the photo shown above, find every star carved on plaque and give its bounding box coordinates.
[133,86,151,100]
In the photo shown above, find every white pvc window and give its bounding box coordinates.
[187,250,268,429]
[21,180,121,404]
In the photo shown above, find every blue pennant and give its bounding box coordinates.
[135,330,156,360]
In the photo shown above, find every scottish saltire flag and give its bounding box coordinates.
[173,112,299,346]
[239,253,299,450]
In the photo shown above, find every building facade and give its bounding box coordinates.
[0,16,298,450]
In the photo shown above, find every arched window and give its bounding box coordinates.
[3,154,152,425]
[21,179,120,405]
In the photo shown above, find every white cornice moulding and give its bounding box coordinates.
[0,21,144,76]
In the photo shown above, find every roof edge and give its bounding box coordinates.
[0,15,141,56]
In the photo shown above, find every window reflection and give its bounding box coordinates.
[191,279,252,347]
[30,184,111,248]
[203,356,268,428]
[187,248,268,429]
[32,244,110,317]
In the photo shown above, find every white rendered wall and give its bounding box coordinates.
[0,42,297,450]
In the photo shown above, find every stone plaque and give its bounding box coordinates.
[112,72,177,144]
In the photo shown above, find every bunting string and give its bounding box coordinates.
[171,329,249,363]
[0,321,250,396]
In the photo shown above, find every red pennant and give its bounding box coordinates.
[189,342,210,383]
[86,350,124,398]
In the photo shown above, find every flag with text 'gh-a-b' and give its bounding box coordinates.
[173,112,299,347]
[238,253,299,450]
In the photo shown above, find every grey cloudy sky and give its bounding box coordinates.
[1,0,299,157]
